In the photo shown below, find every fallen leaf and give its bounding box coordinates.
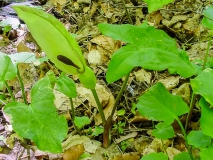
[158,76,180,90]
[173,83,191,104]
[134,69,152,84]
[115,132,138,144]
[95,93,115,125]
[166,147,181,160]
[112,152,140,160]
[88,49,102,68]
[62,135,101,154]
[63,144,85,160]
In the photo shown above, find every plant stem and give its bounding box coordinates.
[110,72,131,121]
[185,93,196,131]
[91,89,106,124]
[185,38,212,131]
[69,97,80,133]
[16,65,27,104]
[176,118,194,160]
[121,0,133,24]
[202,38,212,70]
[103,71,131,148]
[4,81,15,101]
[69,97,75,120]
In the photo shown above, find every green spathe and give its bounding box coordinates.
[13,6,96,89]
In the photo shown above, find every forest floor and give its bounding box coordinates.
[0,0,213,159]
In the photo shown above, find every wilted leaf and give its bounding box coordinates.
[4,77,68,153]
[63,144,84,160]
[112,152,140,160]
[137,82,189,124]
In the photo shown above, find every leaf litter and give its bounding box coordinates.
[0,0,213,159]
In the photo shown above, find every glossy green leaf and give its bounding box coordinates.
[152,122,174,139]
[200,146,213,160]
[137,82,189,124]
[55,72,77,98]
[187,130,211,148]
[202,6,213,29]
[4,77,68,153]
[191,68,213,106]
[74,116,90,129]
[173,152,191,160]
[143,0,174,13]
[0,82,3,90]
[200,97,213,138]
[0,52,17,81]
[98,23,196,83]
[9,52,36,64]
[117,109,126,116]
[46,70,57,88]
[92,126,104,136]
[13,6,96,89]
[140,152,168,160]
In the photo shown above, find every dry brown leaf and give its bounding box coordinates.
[77,0,91,4]
[112,152,140,160]
[115,132,138,144]
[133,69,152,84]
[62,135,101,154]
[17,41,32,52]
[90,35,121,65]
[99,2,114,18]
[54,90,70,111]
[131,136,150,153]
[51,0,66,11]
[162,15,188,27]
[173,83,191,104]
[95,93,115,125]
[88,49,102,68]
[143,138,171,155]
[146,10,163,26]
[63,144,85,160]
[166,147,181,160]
[128,112,148,123]
[158,76,180,90]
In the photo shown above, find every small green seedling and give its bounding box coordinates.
[113,121,125,134]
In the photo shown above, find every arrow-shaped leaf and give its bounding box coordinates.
[137,82,189,124]
[98,23,196,83]
[0,52,17,82]
[13,6,96,89]
[4,77,68,153]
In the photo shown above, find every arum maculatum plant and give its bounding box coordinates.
[2,5,105,153]
[12,5,107,121]
[3,4,213,158]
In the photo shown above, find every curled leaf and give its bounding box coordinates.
[13,6,96,89]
